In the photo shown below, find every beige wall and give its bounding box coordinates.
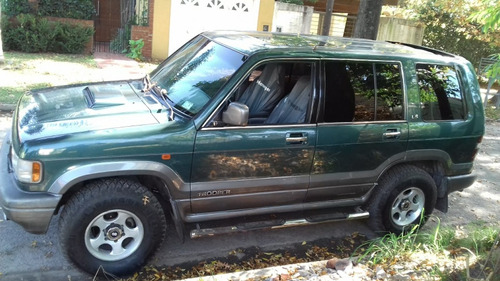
[152,0,171,60]
[257,0,274,31]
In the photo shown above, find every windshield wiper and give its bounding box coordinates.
[142,74,157,92]
[142,74,175,121]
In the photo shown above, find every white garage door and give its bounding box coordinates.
[169,0,261,54]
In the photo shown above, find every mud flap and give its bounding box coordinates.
[435,195,448,213]
[170,199,186,242]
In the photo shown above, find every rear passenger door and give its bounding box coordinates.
[408,63,474,165]
[307,60,408,202]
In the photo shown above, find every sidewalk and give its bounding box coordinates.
[93,52,145,81]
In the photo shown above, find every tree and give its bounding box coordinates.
[404,0,499,69]
[0,2,4,64]
[353,0,384,39]
[321,0,335,36]
[469,0,500,106]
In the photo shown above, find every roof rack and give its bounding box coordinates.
[388,41,456,58]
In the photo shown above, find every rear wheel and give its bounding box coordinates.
[59,178,167,276]
[368,165,437,234]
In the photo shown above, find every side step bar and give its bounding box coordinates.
[190,210,369,239]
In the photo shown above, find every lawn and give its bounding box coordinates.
[0,52,156,105]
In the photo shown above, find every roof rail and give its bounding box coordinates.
[388,41,456,58]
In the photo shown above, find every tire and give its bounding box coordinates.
[59,178,167,276]
[368,165,437,234]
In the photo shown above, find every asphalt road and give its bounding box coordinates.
[0,111,375,280]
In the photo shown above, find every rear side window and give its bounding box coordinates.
[416,64,465,121]
[323,61,404,122]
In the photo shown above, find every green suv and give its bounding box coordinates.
[0,31,485,275]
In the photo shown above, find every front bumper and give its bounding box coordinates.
[0,132,61,234]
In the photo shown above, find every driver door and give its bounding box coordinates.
[190,61,318,213]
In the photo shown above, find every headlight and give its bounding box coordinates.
[11,147,42,183]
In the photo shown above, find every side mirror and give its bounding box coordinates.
[222,102,249,126]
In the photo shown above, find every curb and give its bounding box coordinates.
[0,104,15,112]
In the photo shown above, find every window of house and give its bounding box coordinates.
[416,64,465,121]
[323,61,404,122]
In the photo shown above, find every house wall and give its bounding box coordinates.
[150,0,274,60]
[131,0,156,59]
[257,0,275,32]
[152,0,171,60]
[272,2,313,34]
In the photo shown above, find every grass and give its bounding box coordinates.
[0,51,157,105]
[0,84,52,104]
[354,218,500,280]
[0,52,99,104]
[485,106,500,121]
[3,52,97,67]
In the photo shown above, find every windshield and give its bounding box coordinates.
[150,36,246,116]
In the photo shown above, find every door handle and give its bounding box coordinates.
[383,129,401,139]
[286,133,308,144]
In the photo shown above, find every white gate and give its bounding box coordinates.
[169,0,261,55]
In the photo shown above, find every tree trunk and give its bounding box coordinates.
[0,3,4,64]
[321,0,335,36]
[353,0,383,40]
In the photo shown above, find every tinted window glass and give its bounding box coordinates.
[323,62,404,122]
[416,64,465,120]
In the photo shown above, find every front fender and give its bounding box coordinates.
[47,161,189,200]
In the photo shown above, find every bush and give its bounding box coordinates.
[410,0,500,68]
[2,14,93,54]
[1,0,31,17]
[37,0,95,20]
[53,23,94,53]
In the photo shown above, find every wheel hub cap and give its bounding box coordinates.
[105,224,124,241]
[400,199,411,211]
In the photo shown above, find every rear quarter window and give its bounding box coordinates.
[416,64,465,121]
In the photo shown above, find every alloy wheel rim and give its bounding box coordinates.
[84,209,144,261]
[390,187,425,227]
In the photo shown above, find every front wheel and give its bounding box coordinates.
[368,165,437,234]
[59,178,167,276]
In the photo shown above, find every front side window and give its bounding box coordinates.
[150,36,246,116]
[416,64,465,120]
[207,61,314,127]
[323,61,404,122]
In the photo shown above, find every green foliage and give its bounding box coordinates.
[469,0,500,33]
[407,0,500,68]
[2,14,54,52]
[485,105,500,120]
[53,23,94,53]
[0,84,51,104]
[355,224,422,264]
[1,0,31,17]
[126,39,145,61]
[470,1,500,82]
[355,217,499,274]
[133,0,149,26]
[37,0,96,20]
[2,14,93,54]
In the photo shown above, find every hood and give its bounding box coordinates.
[16,81,160,142]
